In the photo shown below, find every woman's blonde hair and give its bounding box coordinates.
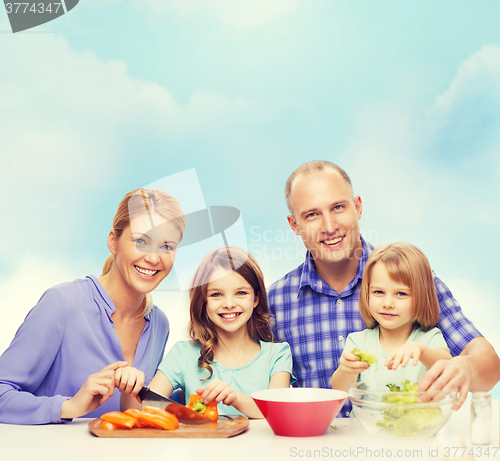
[359,242,439,331]
[102,188,186,316]
[188,247,274,379]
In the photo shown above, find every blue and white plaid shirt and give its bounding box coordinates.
[268,236,481,417]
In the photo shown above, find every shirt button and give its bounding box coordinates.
[337,299,343,305]
[346,411,350,416]
[339,336,344,341]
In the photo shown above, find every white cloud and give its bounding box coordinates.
[0,31,261,265]
[342,45,500,250]
[133,0,299,29]
[0,254,84,354]
[430,45,500,121]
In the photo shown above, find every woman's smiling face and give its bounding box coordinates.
[109,212,182,295]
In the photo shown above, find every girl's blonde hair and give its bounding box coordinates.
[359,242,439,331]
[102,188,186,316]
[188,247,274,379]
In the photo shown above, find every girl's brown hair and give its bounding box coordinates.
[101,188,185,316]
[188,247,274,379]
[359,242,439,331]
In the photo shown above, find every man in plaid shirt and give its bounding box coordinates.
[268,161,500,417]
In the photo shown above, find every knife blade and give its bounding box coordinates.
[138,387,212,425]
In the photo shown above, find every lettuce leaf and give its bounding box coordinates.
[352,348,377,366]
[376,380,444,437]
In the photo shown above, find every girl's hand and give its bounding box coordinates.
[61,361,128,419]
[196,379,237,406]
[338,350,370,375]
[114,366,145,398]
[385,342,424,370]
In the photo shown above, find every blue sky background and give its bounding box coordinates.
[1,1,499,397]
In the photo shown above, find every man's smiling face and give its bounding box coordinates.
[287,169,362,268]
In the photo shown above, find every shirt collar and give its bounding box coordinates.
[87,275,152,321]
[298,235,374,295]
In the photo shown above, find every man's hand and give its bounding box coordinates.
[419,337,500,411]
[418,356,470,410]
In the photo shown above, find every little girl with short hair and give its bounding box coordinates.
[331,242,451,392]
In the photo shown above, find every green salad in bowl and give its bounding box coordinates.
[348,380,457,438]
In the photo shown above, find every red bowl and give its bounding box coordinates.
[251,388,347,437]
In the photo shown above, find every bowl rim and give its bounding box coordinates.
[348,381,459,394]
[348,381,458,406]
[251,387,348,403]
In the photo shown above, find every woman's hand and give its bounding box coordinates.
[60,361,127,419]
[385,342,423,370]
[114,366,145,398]
[196,379,237,406]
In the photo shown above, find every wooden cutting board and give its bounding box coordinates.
[88,415,249,438]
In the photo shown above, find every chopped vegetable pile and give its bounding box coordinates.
[99,395,219,431]
[99,406,179,431]
[375,380,444,437]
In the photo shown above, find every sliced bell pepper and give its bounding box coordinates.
[187,394,219,422]
[99,420,121,430]
[124,408,146,428]
[136,407,179,430]
[100,411,138,429]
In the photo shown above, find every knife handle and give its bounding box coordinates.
[138,387,150,402]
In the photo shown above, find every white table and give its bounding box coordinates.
[2,401,499,461]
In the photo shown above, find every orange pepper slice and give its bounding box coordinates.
[99,420,122,430]
[124,408,146,428]
[100,411,138,429]
[136,409,179,430]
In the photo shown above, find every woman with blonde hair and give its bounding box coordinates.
[0,188,185,424]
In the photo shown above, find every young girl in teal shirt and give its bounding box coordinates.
[125,246,294,418]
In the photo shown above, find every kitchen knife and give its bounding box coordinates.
[138,387,212,425]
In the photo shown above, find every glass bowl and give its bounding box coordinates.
[348,381,458,439]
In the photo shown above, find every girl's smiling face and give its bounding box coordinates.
[368,261,414,336]
[109,212,181,295]
[205,267,259,337]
